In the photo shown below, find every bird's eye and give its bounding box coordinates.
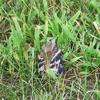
[53,46,58,52]
[49,39,52,41]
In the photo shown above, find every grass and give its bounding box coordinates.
[0,0,100,99]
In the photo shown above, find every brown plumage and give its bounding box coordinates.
[38,39,63,75]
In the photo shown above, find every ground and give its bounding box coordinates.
[0,0,100,100]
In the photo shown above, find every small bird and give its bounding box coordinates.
[38,39,63,75]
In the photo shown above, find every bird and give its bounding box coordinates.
[37,39,63,76]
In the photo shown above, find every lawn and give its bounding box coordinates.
[0,0,100,100]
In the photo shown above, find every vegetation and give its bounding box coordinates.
[0,0,100,99]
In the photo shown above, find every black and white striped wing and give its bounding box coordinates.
[50,48,64,74]
[38,55,45,73]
